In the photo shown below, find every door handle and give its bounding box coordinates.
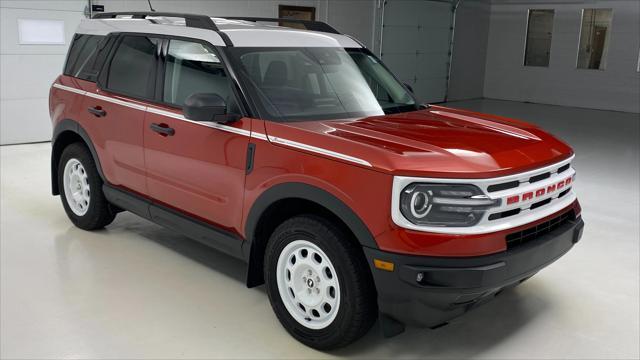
[150,123,175,136]
[87,106,106,117]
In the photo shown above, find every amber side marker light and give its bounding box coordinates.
[373,259,395,272]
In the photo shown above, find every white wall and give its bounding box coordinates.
[0,0,375,145]
[0,0,86,145]
[483,0,640,113]
[326,0,376,49]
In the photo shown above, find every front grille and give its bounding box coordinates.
[558,188,571,199]
[486,160,572,194]
[529,172,551,183]
[530,197,552,210]
[488,208,520,220]
[487,180,520,192]
[488,186,573,222]
[506,210,575,249]
[557,163,570,173]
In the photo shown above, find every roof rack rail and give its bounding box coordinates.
[92,12,219,31]
[224,17,340,34]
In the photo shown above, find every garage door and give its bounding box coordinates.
[381,0,453,103]
[0,1,84,145]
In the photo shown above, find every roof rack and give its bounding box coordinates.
[92,12,219,31]
[91,13,342,42]
[224,17,340,34]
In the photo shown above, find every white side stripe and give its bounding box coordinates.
[251,132,269,141]
[53,83,86,95]
[146,107,252,136]
[145,107,184,120]
[268,136,372,167]
[85,91,147,111]
[53,83,373,167]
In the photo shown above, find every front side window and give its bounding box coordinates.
[163,39,232,107]
[227,47,417,122]
[106,35,160,98]
[577,9,613,70]
[524,9,555,67]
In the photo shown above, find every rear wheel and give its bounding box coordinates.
[58,142,115,230]
[264,215,377,350]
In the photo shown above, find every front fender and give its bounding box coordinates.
[242,182,379,288]
[244,182,378,250]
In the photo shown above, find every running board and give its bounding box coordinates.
[103,185,246,261]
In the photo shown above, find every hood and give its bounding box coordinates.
[263,106,574,178]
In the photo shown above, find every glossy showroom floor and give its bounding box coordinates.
[1,99,639,359]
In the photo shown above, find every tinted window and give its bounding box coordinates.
[107,35,160,98]
[64,34,105,81]
[228,47,416,122]
[350,52,411,105]
[163,40,232,107]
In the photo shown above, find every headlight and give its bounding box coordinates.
[399,183,500,227]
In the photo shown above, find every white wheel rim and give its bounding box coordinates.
[63,158,90,216]
[276,240,341,330]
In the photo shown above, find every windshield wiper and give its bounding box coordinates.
[383,104,423,114]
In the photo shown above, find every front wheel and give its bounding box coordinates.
[264,215,377,350]
[58,142,115,230]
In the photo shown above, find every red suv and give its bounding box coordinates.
[50,13,584,350]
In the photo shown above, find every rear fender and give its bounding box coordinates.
[51,119,105,195]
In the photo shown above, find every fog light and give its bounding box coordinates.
[416,272,424,283]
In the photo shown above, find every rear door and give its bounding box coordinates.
[85,34,162,195]
[143,38,250,234]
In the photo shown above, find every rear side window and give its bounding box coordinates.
[64,34,105,81]
[106,35,160,98]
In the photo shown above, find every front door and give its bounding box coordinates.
[143,38,250,234]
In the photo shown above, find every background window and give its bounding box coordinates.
[107,36,159,98]
[278,5,315,29]
[17,19,65,45]
[163,40,231,107]
[577,9,613,70]
[524,9,555,67]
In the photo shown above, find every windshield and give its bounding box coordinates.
[227,47,418,121]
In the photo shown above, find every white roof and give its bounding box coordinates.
[75,17,362,48]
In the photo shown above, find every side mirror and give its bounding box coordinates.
[403,83,414,94]
[183,93,238,123]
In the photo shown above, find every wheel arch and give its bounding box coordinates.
[243,182,378,288]
[51,119,105,195]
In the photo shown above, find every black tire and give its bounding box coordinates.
[58,142,116,230]
[264,215,377,350]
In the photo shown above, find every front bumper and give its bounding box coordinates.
[364,215,584,335]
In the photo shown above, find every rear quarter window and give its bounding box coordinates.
[64,34,105,82]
